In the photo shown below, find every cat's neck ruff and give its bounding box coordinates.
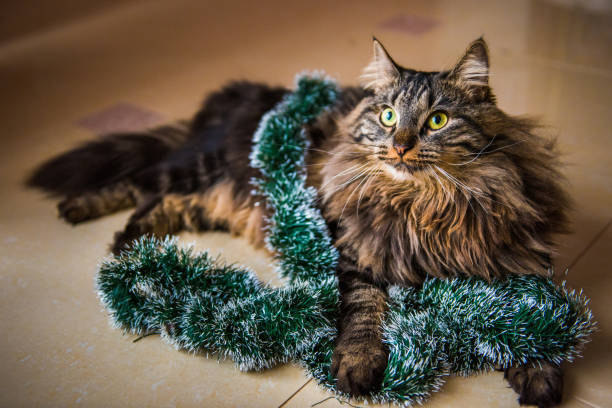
[317,139,553,286]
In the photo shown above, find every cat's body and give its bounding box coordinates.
[28,38,569,407]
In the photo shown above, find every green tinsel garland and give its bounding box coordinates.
[97,74,595,406]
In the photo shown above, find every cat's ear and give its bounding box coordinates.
[450,37,489,87]
[361,38,401,90]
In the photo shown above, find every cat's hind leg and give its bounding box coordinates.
[58,182,141,224]
[111,181,266,254]
[111,194,190,254]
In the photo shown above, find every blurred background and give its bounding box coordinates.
[1,0,611,407]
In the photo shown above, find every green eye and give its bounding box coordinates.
[380,107,397,127]
[427,112,448,130]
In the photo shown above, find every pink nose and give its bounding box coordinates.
[394,144,409,156]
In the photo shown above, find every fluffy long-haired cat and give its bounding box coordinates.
[28,38,570,407]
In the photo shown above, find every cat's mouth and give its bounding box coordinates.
[381,158,426,180]
[381,158,426,172]
[393,161,425,173]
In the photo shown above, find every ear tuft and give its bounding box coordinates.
[361,38,400,90]
[451,37,489,87]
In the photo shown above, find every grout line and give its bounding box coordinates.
[278,378,313,408]
[564,218,612,271]
[574,396,603,408]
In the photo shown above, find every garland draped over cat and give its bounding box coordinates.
[97,74,595,406]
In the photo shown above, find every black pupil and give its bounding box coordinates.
[386,111,393,120]
[433,115,441,124]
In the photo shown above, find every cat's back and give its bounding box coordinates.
[135,82,289,194]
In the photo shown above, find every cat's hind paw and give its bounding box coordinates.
[58,197,94,224]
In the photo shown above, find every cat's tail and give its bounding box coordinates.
[26,121,191,196]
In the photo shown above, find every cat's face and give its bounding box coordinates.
[345,38,496,184]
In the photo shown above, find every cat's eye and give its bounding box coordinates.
[427,112,448,130]
[380,107,398,127]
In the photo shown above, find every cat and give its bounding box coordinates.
[27,37,569,407]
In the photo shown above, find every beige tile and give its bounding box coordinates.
[282,373,521,408]
[560,224,612,408]
[0,183,306,407]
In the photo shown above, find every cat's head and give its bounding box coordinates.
[343,37,499,184]
[322,38,569,281]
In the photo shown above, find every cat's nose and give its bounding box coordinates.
[393,138,417,156]
[394,144,409,156]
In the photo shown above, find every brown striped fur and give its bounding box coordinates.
[330,256,389,395]
[111,180,266,254]
[58,181,140,224]
[28,39,569,406]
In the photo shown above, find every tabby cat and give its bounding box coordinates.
[28,38,569,407]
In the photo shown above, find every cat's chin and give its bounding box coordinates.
[384,162,421,182]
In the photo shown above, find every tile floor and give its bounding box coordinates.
[0,0,610,407]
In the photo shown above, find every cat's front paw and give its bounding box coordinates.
[505,363,563,408]
[331,342,388,396]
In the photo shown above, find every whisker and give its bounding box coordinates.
[303,150,367,167]
[449,134,497,166]
[427,164,450,197]
[437,165,514,212]
[461,139,527,157]
[322,163,371,193]
[435,165,482,195]
[332,164,372,191]
[320,162,363,184]
[339,168,372,222]
[306,147,364,157]
[340,140,384,149]
[433,165,488,214]
[348,170,373,218]
[433,166,478,215]
[356,168,381,216]
[304,162,328,167]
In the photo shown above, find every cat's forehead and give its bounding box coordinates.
[374,70,447,106]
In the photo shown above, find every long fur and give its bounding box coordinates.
[27,39,569,406]
[26,122,190,196]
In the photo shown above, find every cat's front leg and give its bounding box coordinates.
[331,257,388,396]
[505,363,563,407]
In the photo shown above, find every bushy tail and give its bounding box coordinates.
[26,121,191,196]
